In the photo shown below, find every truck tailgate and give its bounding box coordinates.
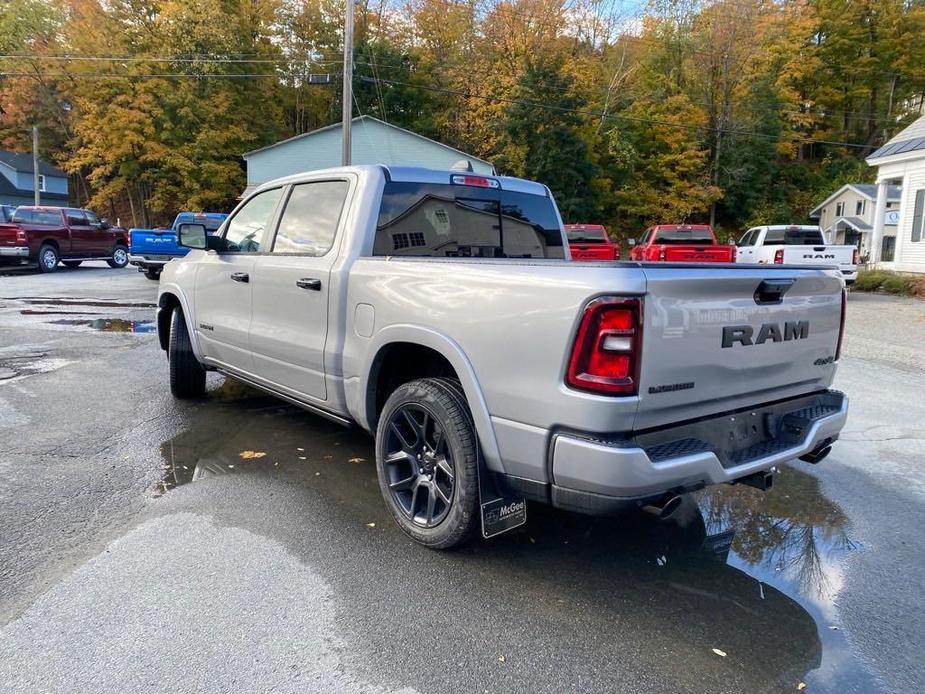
[570,244,617,261]
[663,245,734,262]
[130,229,187,257]
[780,245,855,271]
[0,223,21,246]
[635,265,843,430]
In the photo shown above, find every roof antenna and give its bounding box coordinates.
[451,160,474,172]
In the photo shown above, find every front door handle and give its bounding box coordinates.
[230,272,249,283]
[296,277,322,291]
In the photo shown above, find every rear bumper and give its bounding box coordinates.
[545,390,848,514]
[0,246,29,258]
[128,254,168,268]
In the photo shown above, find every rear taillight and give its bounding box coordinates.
[450,174,500,189]
[566,297,642,396]
[852,248,859,265]
[16,229,27,244]
[730,246,737,262]
[835,288,847,360]
[613,247,620,261]
[658,248,666,261]
[774,248,784,264]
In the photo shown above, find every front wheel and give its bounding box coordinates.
[168,308,205,399]
[37,244,59,273]
[107,244,129,268]
[375,377,480,549]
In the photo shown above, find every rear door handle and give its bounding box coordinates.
[230,272,249,283]
[296,278,322,291]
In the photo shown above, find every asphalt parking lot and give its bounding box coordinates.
[0,265,922,693]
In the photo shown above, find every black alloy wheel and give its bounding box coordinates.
[383,403,456,528]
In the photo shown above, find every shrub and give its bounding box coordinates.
[853,270,892,292]
[880,275,911,295]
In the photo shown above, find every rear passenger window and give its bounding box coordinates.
[272,181,349,255]
[374,181,564,259]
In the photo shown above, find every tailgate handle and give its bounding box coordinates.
[230,272,249,283]
[813,246,826,251]
[754,278,794,305]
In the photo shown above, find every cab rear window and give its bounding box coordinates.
[764,229,824,245]
[374,181,564,258]
[654,228,714,244]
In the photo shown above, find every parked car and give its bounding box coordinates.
[736,225,859,285]
[0,206,128,272]
[156,165,848,549]
[0,204,16,224]
[565,224,620,260]
[629,224,736,262]
[129,212,228,280]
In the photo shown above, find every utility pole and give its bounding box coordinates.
[341,0,354,166]
[32,126,40,205]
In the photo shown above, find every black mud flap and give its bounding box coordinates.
[478,457,526,539]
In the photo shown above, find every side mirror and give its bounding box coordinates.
[100,219,111,230]
[627,238,637,246]
[177,223,207,250]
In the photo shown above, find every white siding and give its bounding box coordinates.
[245,119,493,186]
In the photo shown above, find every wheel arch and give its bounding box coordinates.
[358,325,504,473]
[157,289,200,358]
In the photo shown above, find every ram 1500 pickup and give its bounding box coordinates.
[0,206,128,272]
[630,224,736,263]
[736,225,859,285]
[565,224,620,260]
[129,212,228,280]
[157,166,849,549]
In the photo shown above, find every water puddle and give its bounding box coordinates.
[155,382,874,691]
[17,297,157,309]
[47,318,156,334]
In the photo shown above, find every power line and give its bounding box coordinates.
[359,74,872,149]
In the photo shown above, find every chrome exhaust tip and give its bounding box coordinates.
[642,493,683,519]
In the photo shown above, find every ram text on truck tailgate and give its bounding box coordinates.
[156,166,848,548]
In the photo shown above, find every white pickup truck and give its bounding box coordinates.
[736,225,859,285]
[156,166,849,548]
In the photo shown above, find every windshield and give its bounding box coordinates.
[654,227,714,244]
[567,227,608,243]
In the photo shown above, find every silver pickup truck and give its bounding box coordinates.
[156,166,848,548]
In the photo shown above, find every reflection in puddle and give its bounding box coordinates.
[48,317,156,333]
[156,381,875,691]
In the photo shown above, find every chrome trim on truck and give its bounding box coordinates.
[0,246,29,257]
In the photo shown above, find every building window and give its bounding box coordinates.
[835,202,844,217]
[37,174,46,192]
[855,199,865,215]
[912,190,924,243]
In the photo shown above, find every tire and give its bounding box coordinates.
[37,244,59,273]
[375,377,480,549]
[107,244,129,268]
[63,261,82,269]
[144,268,161,281]
[168,308,205,399]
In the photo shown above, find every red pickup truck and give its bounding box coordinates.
[629,224,736,263]
[0,206,129,273]
[565,224,620,261]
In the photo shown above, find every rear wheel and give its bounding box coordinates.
[63,260,82,269]
[168,308,205,399]
[107,244,129,268]
[144,268,161,281]
[375,377,479,549]
[38,244,59,273]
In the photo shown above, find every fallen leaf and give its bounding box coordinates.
[827,625,839,630]
[239,450,267,460]
[797,683,806,691]
[298,456,307,460]
[497,656,506,663]
[712,648,727,657]
[323,455,334,460]
[297,447,305,451]
[348,457,365,464]
[366,522,376,528]
[227,464,235,469]
[315,472,321,476]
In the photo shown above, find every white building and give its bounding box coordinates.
[866,114,925,273]
[809,183,902,260]
[242,116,494,197]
